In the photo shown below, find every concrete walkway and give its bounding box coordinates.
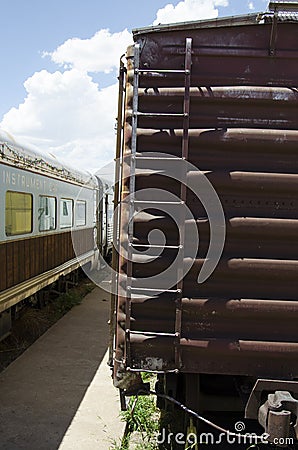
[0,286,124,450]
[58,350,123,450]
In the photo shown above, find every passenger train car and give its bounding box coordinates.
[0,130,113,340]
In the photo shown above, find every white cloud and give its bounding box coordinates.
[44,29,132,74]
[1,69,119,172]
[0,28,133,173]
[248,1,255,10]
[153,0,229,25]
[1,2,234,175]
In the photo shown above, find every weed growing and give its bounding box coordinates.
[110,374,159,450]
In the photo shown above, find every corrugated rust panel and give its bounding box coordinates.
[114,13,298,382]
[136,129,298,172]
[129,335,298,376]
[135,21,298,87]
[136,87,298,130]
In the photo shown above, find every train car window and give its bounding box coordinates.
[39,196,56,231]
[75,200,86,226]
[5,191,33,236]
[60,198,73,228]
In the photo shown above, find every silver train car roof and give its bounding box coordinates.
[0,129,96,188]
[132,4,298,38]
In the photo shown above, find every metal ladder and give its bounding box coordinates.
[124,38,192,371]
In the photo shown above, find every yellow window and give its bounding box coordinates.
[5,191,33,236]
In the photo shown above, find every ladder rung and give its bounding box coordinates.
[131,243,181,249]
[130,287,181,294]
[136,69,187,75]
[135,156,184,161]
[133,200,184,205]
[129,330,177,337]
[137,112,185,118]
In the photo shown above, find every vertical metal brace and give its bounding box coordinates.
[174,37,192,369]
[124,43,141,367]
[109,56,126,366]
[269,10,278,56]
[269,0,298,54]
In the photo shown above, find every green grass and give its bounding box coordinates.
[110,374,159,450]
[49,279,94,319]
[51,290,83,316]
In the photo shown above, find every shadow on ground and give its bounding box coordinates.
[0,280,112,450]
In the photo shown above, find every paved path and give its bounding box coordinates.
[0,286,124,450]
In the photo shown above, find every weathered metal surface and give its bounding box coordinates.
[269,1,298,13]
[113,10,298,384]
[134,21,298,87]
[136,87,298,130]
[246,379,298,419]
[258,390,298,442]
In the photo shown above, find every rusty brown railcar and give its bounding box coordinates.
[111,3,298,446]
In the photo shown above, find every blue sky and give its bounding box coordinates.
[0,0,268,171]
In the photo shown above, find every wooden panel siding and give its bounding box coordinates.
[0,244,6,291]
[6,242,14,289]
[24,239,31,281]
[0,228,94,292]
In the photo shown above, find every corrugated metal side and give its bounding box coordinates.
[114,17,298,380]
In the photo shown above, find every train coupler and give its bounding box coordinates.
[245,379,298,447]
[259,390,298,446]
